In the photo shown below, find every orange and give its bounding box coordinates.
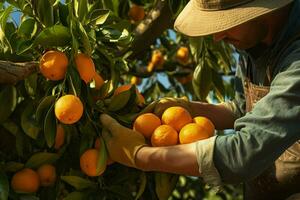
[161,106,192,131]
[39,50,68,81]
[151,50,164,69]
[193,116,215,137]
[75,53,96,83]
[128,4,145,22]
[179,122,214,144]
[147,62,155,72]
[54,95,84,124]
[114,84,145,105]
[37,164,56,187]
[151,125,178,147]
[54,124,65,149]
[176,47,189,65]
[94,137,114,165]
[11,168,40,193]
[80,148,106,176]
[93,73,105,89]
[133,113,161,138]
[131,76,142,85]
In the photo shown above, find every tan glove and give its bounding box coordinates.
[142,97,193,117]
[100,114,148,168]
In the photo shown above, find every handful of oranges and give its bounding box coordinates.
[133,106,215,147]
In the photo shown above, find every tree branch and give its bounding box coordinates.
[129,0,174,59]
[0,61,38,85]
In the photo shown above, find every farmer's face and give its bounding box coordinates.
[213,18,268,50]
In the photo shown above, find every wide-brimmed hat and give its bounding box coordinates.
[174,0,294,36]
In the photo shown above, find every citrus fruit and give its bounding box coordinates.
[80,148,106,176]
[151,50,164,69]
[179,122,214,144]
[128,4,145,22]
[93,73,105,90]
[161,106,192,131]
[39,50,68,81]
[11,168,40,193]
[176,47,189,64]
[75,53,96,83]
[133,113,161,138]
[151,125,178,147]
[37,164,56,187]
[193,116,215,137]
[54,95,83,124]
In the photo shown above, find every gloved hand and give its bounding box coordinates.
[142,97,194,117]
[100,114,148,168]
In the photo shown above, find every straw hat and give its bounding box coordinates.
[174,0,294,36]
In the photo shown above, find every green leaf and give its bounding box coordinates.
[96,136,107,174]
[64,192,86,200]
[61,176,97,190]
[1,120,19,136]
[0,85,17,123]
[89,9,110,25]
[4,162,24,172]
[212,69,225,102]
[0,5,13,53]
[192,62,212,101]
[155,172,179,200]
[34,25,71,47]
[21,101,41,139]
[74,0,88,24]
[78,21,92,55]
[0,170,9,200]
[135,172,147,200]
[108,88,132,112]
[36,95,56,124]
[25,152,59,169]
[36,0,54,27]
[189,37,204,63]
[103,0,118,14]
[24,73,37,97]
[67,66,82,97]
[18,17,37,39]
[44,105,56,148]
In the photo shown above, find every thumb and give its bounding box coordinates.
[102,128,113,145]
[100,114,117,127]
[100,114,128,134]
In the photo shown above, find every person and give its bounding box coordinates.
[100,0,300,199]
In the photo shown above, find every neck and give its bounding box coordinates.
[262,4,292,46]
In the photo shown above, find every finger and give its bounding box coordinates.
[100,114,131,134]
[100,114,118,128]
[102,128,112,140]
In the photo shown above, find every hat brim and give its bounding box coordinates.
[174,0,294,37]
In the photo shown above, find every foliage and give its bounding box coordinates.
[0,0,240,200]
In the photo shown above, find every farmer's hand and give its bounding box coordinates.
[143,97,194,117]
[100,114,147,168]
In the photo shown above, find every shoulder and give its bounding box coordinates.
[275,39,300,73]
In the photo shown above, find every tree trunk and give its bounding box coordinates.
[0,61,38,85]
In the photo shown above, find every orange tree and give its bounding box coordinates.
[0,0,242,199]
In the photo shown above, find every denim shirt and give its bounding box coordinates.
[211,0,300,183]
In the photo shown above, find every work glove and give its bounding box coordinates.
[143,97,194,117]
[100,114,148,168]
